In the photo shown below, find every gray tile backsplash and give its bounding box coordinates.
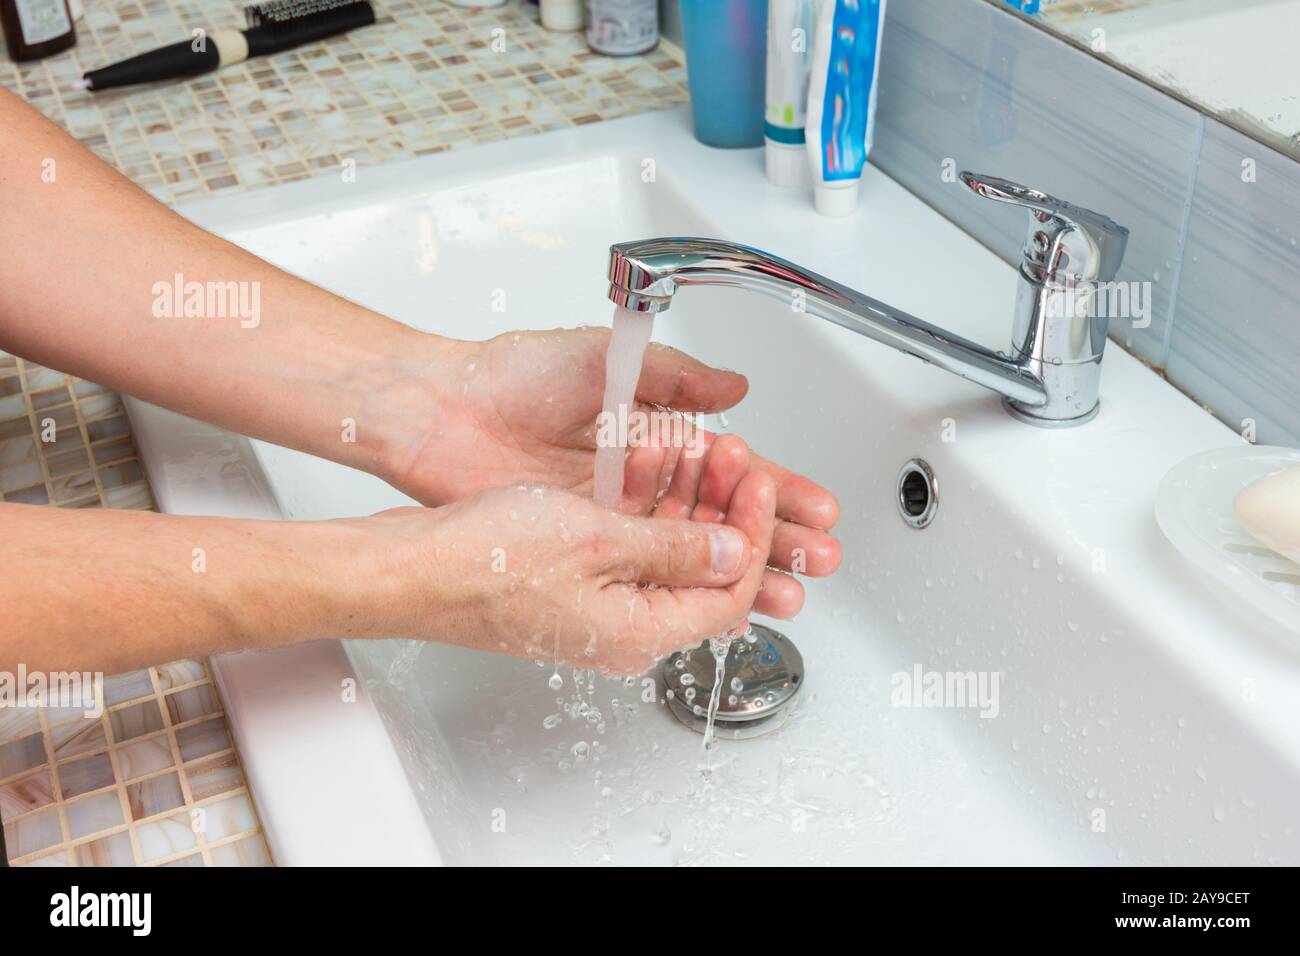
[870,0,1201,367]
[1165,119,1300,447]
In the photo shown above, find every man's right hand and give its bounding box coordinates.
[356,452,777,676]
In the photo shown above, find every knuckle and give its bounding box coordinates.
[660,526,700,575]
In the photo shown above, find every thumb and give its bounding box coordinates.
[636,343,749,412]
[607,517,751,588]
[614,472,778,650]
[720,469,779,615]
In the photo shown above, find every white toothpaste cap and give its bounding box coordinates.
[813,182,860,218]
[765,141,812,187]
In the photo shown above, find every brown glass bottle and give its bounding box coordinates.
[1,0,76,62]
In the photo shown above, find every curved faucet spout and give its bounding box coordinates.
[607,237,1049,411]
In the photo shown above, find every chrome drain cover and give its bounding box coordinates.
[662,624,804,734]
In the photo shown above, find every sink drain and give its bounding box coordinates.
[662,624,804,739]
[897,458,939,529]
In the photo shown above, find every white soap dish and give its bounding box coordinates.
[1154,445,1300,634]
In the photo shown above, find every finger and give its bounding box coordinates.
[620,443,674,516]
[722,470,779,609]
[660,423,841,531]
[636,343,749,412]
[608,516,751,588]
[768,521,842,577]
[655,430,711,520]
[618,406,702,516]
[633,471,778,645]
[752,569,805,619]
[750,451,840,531]
[692,434,749,524]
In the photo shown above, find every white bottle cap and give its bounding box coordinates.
[765,142,811,187]
[813,182,860,218]
[541,0,584,31]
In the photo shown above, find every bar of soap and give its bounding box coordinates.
[1234,464,1300,566]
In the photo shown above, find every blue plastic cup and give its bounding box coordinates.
[679,0,769,148]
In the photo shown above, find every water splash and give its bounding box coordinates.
[701,630,743,753]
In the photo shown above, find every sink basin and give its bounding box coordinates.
[125,109,1300,866]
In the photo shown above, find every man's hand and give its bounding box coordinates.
[359,472,777,677]
[377,328,842,619]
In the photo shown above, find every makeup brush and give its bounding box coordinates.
[75,0,376,92]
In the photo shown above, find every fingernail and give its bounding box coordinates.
[710,528,745,574]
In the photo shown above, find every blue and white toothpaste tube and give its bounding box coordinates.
[805,0,887,217]
[765,0,817,186]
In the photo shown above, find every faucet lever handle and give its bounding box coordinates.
[959,172,1128,285]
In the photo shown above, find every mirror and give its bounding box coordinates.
[998,0,1298,157]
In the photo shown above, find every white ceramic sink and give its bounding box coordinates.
[125,109,1300,866]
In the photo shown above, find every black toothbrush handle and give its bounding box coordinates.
[79,2,376,93]
[83,39,221,91]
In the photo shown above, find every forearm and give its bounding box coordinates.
[0,88,459,482]
[0,503,394,674]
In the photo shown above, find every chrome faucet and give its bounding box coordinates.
[606,172,1128,427]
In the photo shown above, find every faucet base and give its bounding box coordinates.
[1002,396,1100,428]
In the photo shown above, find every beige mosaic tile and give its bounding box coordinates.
[0,649,269,867]
[0,358,150,511]
[0,0,689,204]
[0,309,268,871]
[1,0,689,867]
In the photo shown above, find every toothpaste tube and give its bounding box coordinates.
[805,0,887,217]
[765,0,817,186]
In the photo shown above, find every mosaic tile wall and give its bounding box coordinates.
[0,1,688,865]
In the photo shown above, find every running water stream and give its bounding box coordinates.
[593,305,655,508]
[592,304,734,755]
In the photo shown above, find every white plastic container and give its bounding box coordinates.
[805,0,887,216]
[765,0,816,187]
[541,0,583,32]
[586,0,658,56]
